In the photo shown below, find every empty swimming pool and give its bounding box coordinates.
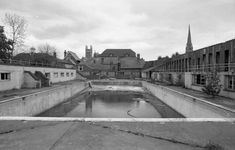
[38,91,183,118]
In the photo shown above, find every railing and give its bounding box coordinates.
[0,58,75,69]
[156,63,235,73]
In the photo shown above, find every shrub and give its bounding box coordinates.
[202,70,222,97]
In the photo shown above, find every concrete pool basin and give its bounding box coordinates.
[0,79,235,118]
[38,90,183,118]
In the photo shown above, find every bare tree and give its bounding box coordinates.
[3,13,27,54]
[38,43,57,56]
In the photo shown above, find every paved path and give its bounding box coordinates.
[1,120,235,150]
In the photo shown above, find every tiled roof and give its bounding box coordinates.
[120,57,145,69]
[99,49,136,57]
[142,66,157,72]
[13,53,73,65]
[57,59,73,65]
[142,61,154,69]
[14,53,57,62]
[67,51,80,60]
[79,59,110,71]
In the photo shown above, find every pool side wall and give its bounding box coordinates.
[0,82,88,116]
[142,81,235,118]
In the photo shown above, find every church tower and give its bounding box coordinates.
[85,45,93,58]
[186,25,193,53]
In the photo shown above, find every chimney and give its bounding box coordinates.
[30,47,36,55]
[53,51,57,58]
[64,50,67,58]
[137,54,140,60]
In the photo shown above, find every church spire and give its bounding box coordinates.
[186,25,193,53]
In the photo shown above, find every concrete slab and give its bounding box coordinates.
[0,119,235,150]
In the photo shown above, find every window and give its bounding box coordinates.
[202,54,206,64]
[226,75,235,90]
[189,58,191,72]
[208,53,212,64]
[66,72,69,77]
[45,73,50,78]
[193,74,206,85]
[224,50,229,71]
[79,66,83,71]
[1,73,11,81]
[216,52,220,64]
[101,58,104,64]
[54,72,58,78]
[61,72,64,77]
[185,58,188,71]
[71,72,74,77]
[197,58,200,68]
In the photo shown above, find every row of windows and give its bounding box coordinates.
[53,72,74,78]
[0,71,75,81]
[158,49,232,72]
[192,74,235,91]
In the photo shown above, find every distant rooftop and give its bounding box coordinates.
[67,51,80,60]
[99,49,136,57]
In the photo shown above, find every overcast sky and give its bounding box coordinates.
[0,0,234,60]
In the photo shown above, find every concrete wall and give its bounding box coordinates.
[152,72,185,86]
[153,71,235,99]
[0,65,76,91]
[0,81,88,116]
[22,72,40,88]
[91,80,142,87]
[142,81,235,118]
[141,72,147,78]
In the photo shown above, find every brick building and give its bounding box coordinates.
[78,49,145,79]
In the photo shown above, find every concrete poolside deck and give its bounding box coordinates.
[0,118,235,150]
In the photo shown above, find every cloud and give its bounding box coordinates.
[0,0,234,60]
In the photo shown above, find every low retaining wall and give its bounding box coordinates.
[91,80,142,87]
[142,81,235,118]
[0,81,88,116]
